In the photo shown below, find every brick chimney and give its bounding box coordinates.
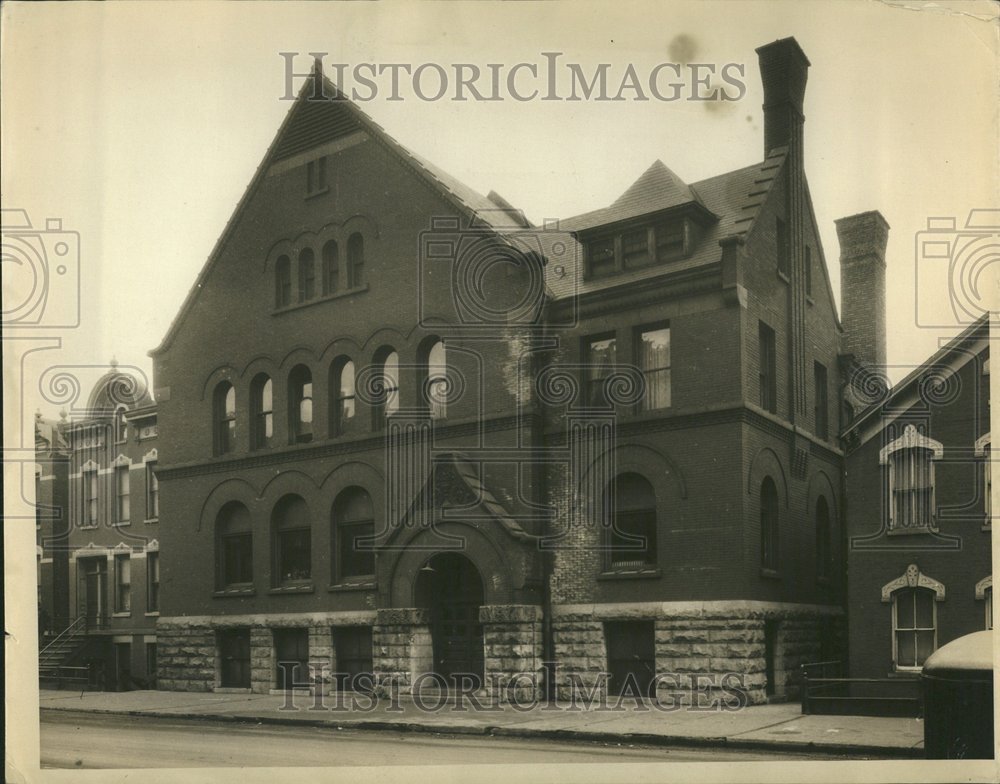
[837,211,890,369]
[755,38,810,156]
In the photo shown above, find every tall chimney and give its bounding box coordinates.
[755,38,810,156]
[837,211,890,369]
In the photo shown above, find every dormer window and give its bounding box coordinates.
[585,217,689,279]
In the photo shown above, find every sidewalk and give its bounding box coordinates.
[38,689,924,757]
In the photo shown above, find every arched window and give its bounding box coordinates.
[880,425,943,532]
[272,495,311,585]
[333,487,375,580]
[213,382,236,455]
[420,338,447,419]
[298,248,316,302]
[892,587,936,670]
[275,255,292,308]
[114,407,128,443]
[816,496,831,581]
[605,473,657,570]
[288,365,313,444]
[330,358,355,437]
[250,374,273,449]
[322,240,339,296]
[347,233,364,288]
[760,477,779,571]
[216,501,253,589]
[372,348,399,430]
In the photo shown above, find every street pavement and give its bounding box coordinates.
[38,688,924,757]
[41,711,826,768]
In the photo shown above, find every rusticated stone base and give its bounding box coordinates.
[155,624,217,693]
[480,605,543,700]
[552,602,845,704]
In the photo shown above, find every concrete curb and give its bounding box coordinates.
[40,705,922,759]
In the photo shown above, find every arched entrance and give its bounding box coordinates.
[415,552,485,688]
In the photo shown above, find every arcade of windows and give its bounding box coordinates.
[211,339,446,456]
[275,234,366,310]
[214,488,376,592]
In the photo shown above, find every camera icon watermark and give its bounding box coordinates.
[914,209,999,328]
[418,214,579,334]
[1,209,81,329]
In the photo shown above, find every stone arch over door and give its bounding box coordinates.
[384,520,516,609]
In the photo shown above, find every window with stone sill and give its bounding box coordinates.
[879,425,943,533]
[83,467,98,526]
[114,464,130,525]
[272,494,311,586]
[333,487,376,581]
[145,461,159,520]
[604,473,658,570]
[216,501,253,589]
[975,576,992,631]
[114,554,131,613]
[584,334,617,408]
[881,565,944,671]
[974,433,991,528]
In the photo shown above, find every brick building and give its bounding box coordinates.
[35,411,71,636]
[843,316,992,680]
[40,362,162,689]
[150,37,857,703]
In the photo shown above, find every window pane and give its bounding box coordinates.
[915,589,934,628]
[915,630,935,665]
[895,590,915,629]
[384,352,399,415]
[225,387,236,418]
[655,220,684,260]
[896,631,916,668]
[588,237,615,276]
[300,382,313,424]
[587,337,616,405]
[639,329,670,410]
[622,229,650,268]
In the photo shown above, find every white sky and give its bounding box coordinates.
[3,0,997,416]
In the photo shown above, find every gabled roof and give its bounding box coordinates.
[848,315,990,434]
[545,146,788,300]
[560,159,707,233]
[383,453,532,547]
[151,63,535,357]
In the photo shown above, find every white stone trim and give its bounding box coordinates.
[112,453,132,468]
[880,564,946,602]
[156,610,378,628]
[974,432,991,457]
[145,538,160,553]
[975,575,992,601]
[879,424,944,465]
[143,448,158,463]
[70,541,138,561]
[550,600,844,618]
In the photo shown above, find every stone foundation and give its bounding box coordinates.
[480,605,543,700]
[552,601,845,704]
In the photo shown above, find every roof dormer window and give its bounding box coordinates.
[585,217,689,279]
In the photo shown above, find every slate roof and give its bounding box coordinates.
[559,160,706,233]
[152,60,788,353]
[543,146,788,300]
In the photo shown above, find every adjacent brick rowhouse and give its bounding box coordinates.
[149,37,872,703]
